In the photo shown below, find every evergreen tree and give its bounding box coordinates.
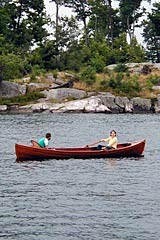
[64,0,91,46]
[87,0,120,44]
[143,3,160,62]
[118,0,145,43]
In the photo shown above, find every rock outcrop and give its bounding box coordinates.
[41,88,88,101]
[0,81,26,97]
[131,97,152,113]
[7,93,154,114]
[106,62,160,73]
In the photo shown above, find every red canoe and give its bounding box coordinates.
[15,140,146,161]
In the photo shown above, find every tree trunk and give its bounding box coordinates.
[107,0,113,47]
[55,2,59,46]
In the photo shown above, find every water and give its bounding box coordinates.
[0,113,160,240]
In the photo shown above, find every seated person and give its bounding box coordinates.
[97,130,117,150]
[38,133,51,148]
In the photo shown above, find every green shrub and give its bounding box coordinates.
[121,76,140,94]
[80,66,96,85]
[147,74,159,85]
[145,75,160,90]
[52,69,58,79]
[30,72,36,81]
[90,53,105,73]
[30,65,45,81]
[0,53,24,81]
[146,80,153,90]
[107,73,140,95]
[108,73,123,89]
[114,63,128,73]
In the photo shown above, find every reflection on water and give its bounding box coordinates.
[0,113,160,240]
[107,158,119,167]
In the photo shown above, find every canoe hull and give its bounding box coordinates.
[15,140,146,161]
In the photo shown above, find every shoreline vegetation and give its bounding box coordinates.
[0,62,160,114]
[1,1,160,114]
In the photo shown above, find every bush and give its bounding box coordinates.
[30,65,46,81]
[0,53,24,81]
[52,69,58,79]
[145,75,160,90]
[90,53,105,73]
[80,66,96,85]
[148,74,159,85]
[108,73,123,89]
[146,80,153,90]
[121,76,140,94]
[114,63,128,73]
[107,73,140,96]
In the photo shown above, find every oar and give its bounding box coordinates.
[85,140,102,147]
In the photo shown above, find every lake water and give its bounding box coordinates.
[0,113,160,240]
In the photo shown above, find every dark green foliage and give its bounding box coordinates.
[60,45,86,72]
[118,0,144,43]
[149,3,160,36]
[87,0,121,43]
[0,7,10,36]
[30,40,59,70]
[30,65,46,81]
[114,63,128,73]
[112,33,145,64]
[146,74,160,90]
[120,76,140,94]
[108,73,123,89]
[0,0,159,96]
[148,74,160,85]
[0,53,25,81]
[62,52,82,72]
[52,69,58,79]
[80,66,96,85]
[143,3,160,63]
[0,0,48,52]
[107,73,140,95]
[90,53,105,73]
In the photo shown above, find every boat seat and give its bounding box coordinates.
[31,140,40,148]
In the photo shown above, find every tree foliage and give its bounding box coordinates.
[1,0,48,52]
[0,0,159,82]
[143,3,160,62]
[0,53,25,81]
[118,0,145,43]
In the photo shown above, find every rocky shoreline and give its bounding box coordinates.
[0,89,160,114]
[0,62,160,114]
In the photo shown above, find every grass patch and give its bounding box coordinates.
[0,92,45,106]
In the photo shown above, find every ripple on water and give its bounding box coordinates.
[0,113,160,240]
